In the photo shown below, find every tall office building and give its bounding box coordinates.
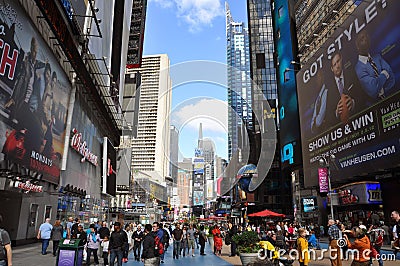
[226,2,253,160]
[295,0,358,65]
[247,0,278,100]
[246,0,293,215]
[128,54,172,182]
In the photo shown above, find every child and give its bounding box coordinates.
[297,228,309,266]
[101,235,109,266]
[214,233,223,256]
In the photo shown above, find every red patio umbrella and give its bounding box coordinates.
[247,209,285,217]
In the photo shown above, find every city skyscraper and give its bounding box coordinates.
[226,2,253,160]
[169,125,179,183]
[247,0,278,101]
[127,54,172,182]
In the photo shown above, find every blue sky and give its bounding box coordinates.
[143,0,247,161]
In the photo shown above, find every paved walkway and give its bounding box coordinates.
[12,240,234,266]
[12,239,400,266]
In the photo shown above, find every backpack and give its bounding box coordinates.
[154,235,164,256]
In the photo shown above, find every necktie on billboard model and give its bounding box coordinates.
[339,78,349,123]
[368,56,380,77]
[338,77,344,95]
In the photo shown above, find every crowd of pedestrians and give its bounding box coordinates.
[1,209,400,266]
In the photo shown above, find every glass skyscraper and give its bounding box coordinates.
[226,2,252,160]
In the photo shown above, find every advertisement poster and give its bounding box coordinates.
[296,0,400,187]
[302,197,318,213]
[0,1,71,183]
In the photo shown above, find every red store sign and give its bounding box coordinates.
[13,180,43,193]
[70,128,98,166]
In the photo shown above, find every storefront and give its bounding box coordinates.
[331,182,384,226]
[57,92,114,225]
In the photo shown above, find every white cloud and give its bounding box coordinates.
[151,0,225,32]
[150,0,174,8]
[172,98,228,133]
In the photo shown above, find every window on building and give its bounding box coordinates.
[256,53,265,69]
[278,6,284,18]
[284,68,291,82]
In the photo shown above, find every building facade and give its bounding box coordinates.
[294,0,400,223]
[226,2,253,160]
[0,0,133,244]
[129,54,172,183]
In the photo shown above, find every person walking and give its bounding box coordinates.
[327,219,342,266]
[228,222,238,257]
[180,226,188,257]
[86,224,100,266]
[198,225,207,256]
[132,224,144,261]
[343,227,371,266]
[211,224,221,255]
[171,223,183,259]
[141,224,159,266]
[51,220,63,256]
[297,228,309,266]
[109,222,128,266]
[0,214,12,266]
[187,224,196,257]
[66,217,74,239]
[37,218,53,255]
[101,236,109,266]
[152,222,165,263]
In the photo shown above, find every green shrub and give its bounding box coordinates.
[232,231,260,253]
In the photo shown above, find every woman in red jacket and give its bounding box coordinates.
[211,224,221,255]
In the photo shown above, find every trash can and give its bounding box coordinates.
[56,238,85,266]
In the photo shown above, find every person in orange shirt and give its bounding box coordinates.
[297,228,309,266]
[343,227,371,266]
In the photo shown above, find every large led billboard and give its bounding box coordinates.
[297,0,400,187]
[273,0,302,169]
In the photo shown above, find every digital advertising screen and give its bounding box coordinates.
[296,0,400,187]
[273,0,302,169]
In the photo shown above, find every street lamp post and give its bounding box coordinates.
[319,154,336,221]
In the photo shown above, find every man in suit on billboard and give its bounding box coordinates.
[325,52,367,125]
[355,30,395,104]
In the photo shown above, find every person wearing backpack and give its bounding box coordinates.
[142,224,159,266]
[152,222,164,263]
[0,214,12,266]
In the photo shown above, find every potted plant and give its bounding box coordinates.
[232,230,261,266]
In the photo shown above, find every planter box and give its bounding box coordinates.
[239,253,259,266]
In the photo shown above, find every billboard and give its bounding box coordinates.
[0,1,72,184]
[193,157,205,175]
[302,196,318,213]
[273,0,302,168]
[297,0,400,187]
